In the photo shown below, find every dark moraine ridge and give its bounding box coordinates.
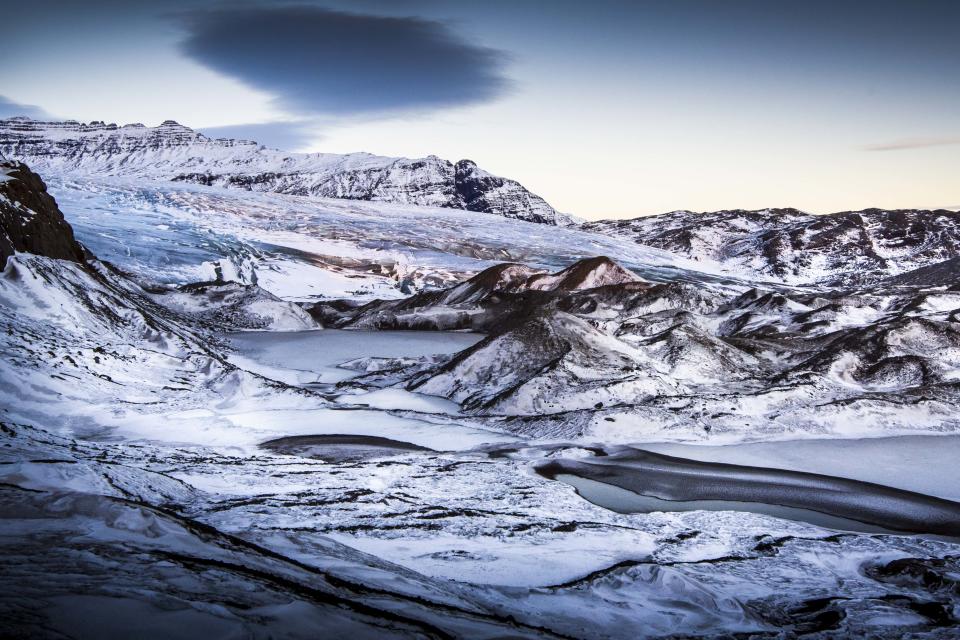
[261,434,434,462]
[535,448,960,537]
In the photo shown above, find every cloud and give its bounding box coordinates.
[0,95,52,119]
[864,136,960,151]
[178,6,510,117]
[198,121,320,151]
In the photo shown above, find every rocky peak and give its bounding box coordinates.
[528,256,641,291]
[454,159,481,174]
[453,157,571,225]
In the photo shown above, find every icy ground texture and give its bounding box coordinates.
[584,208,960,286]
[5,423,960,639]
[1,259,959,637]
[1,229,957,636]
[0,116,573,225]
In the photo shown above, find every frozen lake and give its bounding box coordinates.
[636,435,960,501]
[226,328,484,385]
[538,437,960,537]
[553,473,898,535]
[162,328,516,453]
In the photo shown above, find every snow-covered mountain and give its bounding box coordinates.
[323,256,643,331]
[583,207,960,286]
[0,161,584,639]
[334,255,960,440]
[0,116,573,225]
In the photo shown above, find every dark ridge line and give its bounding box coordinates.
[154,551,453,640]
[134,500,579,639]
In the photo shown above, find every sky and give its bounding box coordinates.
[1,0,958,219]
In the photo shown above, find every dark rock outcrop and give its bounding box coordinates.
[326,257,642,331]
[0,160,86,269]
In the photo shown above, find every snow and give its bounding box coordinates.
[213,407,514,451]
[153,283,318,331]
[332,527,659,587]
[0,116,574,225]
[4,134,960,637]
[4,253,960,638]
[45,176,739,303]
[584,207,960,286]
[226,329,484,384]
[334,388,463,414]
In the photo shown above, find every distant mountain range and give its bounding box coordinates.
[584,208,960,286]
[0,116,573,225]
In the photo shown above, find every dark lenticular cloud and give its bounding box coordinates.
[178,6,510,116]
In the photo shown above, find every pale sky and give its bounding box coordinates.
[2,0,958,219]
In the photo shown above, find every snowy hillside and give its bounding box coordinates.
[584,208,960,286]
[332,256,960,441]
[0,116,573,225]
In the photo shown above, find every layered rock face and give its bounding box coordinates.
[453,159,561,224]
[0,117,572,225]
[584,207,960,285]
[0,160,86,268]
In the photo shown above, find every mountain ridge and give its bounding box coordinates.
[583,207,960,286]
[0,116,573,225]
